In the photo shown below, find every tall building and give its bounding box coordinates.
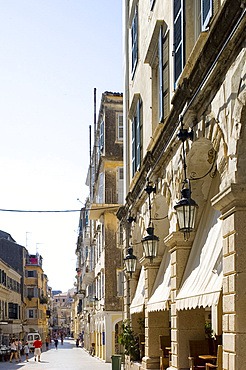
[24,253,48,342]
[75,91,124,362]
[118,1,246,370]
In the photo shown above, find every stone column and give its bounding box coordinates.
[140,256,162,369]
[164,232,193,370]
[212,184,246,370]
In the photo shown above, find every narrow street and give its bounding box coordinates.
[0,339,113,370]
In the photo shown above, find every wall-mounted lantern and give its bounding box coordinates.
[174,116,198,240]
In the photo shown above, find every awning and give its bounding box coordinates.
[147,249,171,312]
[176,203,223,311]
[130,267,145,314]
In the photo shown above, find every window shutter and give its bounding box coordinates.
[34,287,38,298]
[118,114,123,140]
[132,117,136,176]
[131,6,138,75]
[159,26,164,123]
[101,273,104,298]
[118,167,124,204]
[100,121,104,150]
[201,0,212,31]
[173,0,185,87]
[163,31,170,120]
[98,172,104,204]
[136,100,141,171]
[118,270,124,297]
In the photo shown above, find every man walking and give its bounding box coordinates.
[33,337,42,362]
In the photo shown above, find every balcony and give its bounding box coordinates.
[82,269,94,285]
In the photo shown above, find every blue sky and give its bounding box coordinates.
[0,0,123,291]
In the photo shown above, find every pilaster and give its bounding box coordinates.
[164,231,194,370]
[140,256,162,369]
[212,184,246,370]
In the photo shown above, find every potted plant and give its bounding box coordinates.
[118,320,140,361]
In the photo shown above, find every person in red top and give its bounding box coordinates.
[33,339,42,362]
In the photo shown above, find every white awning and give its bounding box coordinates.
[130,267,145,314]
[147,249,171,312]
[176,203,223,311]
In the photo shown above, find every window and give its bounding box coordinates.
[173,0,185,87]
[159,27,170,122]
[117,270,124,297]
[131,6,138,76]
[8,303,18,319]
[101,272,104,298]
[118,223,124,247]
[150,0,155,9]
[29,309,34,318]
[99,121,104,151]
[132,99,142,176]
[201,0,212,31]
[118,167,124,204]
[27,270,37,277]
[117,114,123,141]
[98,172,104,204]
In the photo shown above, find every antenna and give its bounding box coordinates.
[36,243,43,254]
[26,232,31,249]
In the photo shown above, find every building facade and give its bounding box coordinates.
[24,253,48,342]
[0,258,22,343]
[75,91,124,362]
[52,290,74,336]
[118,1,246,370]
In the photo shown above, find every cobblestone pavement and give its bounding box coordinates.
[0,338,113,370]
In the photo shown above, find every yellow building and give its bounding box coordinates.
[23,253,48,342]
[0,258,22,343]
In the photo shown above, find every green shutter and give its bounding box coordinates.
[159,26,164,122]
[132,117,136,176]
[173,0,185,87]
[163,31,170,120]
[136,100,141,171]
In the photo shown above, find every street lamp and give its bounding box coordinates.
[141,182,159,262]
[124,247,137,278]
[174,115,198,240]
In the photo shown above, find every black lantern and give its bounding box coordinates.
[142,182,159,262]
[175,116,198,239]
[174,184,198,238]
[124,247,137,278]
[142,223,159,263]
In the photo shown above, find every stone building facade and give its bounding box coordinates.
[118,1,246,370]
[75,91,124,362]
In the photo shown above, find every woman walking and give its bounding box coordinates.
[9,339,18,363]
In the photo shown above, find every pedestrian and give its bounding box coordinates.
[33,337,42,362]
[23,342,30,362]
[54,338,58,350]
[17,340,22,362]
[60,333,63,345]
[9,339,18,363]
[45,337,49,351]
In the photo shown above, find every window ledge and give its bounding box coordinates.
[176,31,208,88]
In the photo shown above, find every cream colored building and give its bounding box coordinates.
[52,290,74,335]
[118,1,246,370]
[75,92,124,362]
